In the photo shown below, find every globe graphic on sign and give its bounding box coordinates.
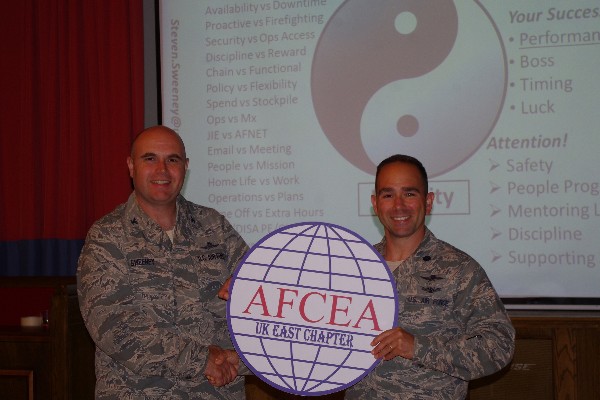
[228,222,398,396]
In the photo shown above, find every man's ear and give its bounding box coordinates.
[425,192,434,214]
[127,156,134,178]
[371,194,378,215]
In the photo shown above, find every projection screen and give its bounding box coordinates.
[159,0,600,309]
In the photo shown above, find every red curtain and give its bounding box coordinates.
[0,0,145,275]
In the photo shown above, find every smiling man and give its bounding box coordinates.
[346,154,515,400]
[126,126,189,230]
[77,126,248,399]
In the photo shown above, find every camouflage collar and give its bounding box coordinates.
[375,227,434,261]
[123,192,182,247]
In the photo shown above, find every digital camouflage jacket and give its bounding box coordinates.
[346,228,515,399]
[77,193,248,399]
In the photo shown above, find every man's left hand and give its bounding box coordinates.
[371,327,415,361]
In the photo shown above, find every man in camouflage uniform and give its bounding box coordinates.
[78,126,247,399]
[346,154,515,399]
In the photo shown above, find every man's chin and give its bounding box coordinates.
[138,192,178,206]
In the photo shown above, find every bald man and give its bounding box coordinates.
[78,126,248,399]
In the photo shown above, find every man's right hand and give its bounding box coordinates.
[204,345,239,387]
[218,277,232,300]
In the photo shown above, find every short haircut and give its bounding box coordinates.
[375,154,429,194]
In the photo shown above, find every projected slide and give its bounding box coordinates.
[160,1,600,302]
[312,1,504,177]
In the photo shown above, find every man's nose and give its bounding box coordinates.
[393,196,403,208]
[156,159,168,172]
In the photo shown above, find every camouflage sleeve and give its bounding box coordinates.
[214,212,253,376]
[212,212,248,348]
[413,262,515,381]
[77,225,211,381]
[220,213,249,277]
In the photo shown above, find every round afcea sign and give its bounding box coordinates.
[228,222,398,396]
